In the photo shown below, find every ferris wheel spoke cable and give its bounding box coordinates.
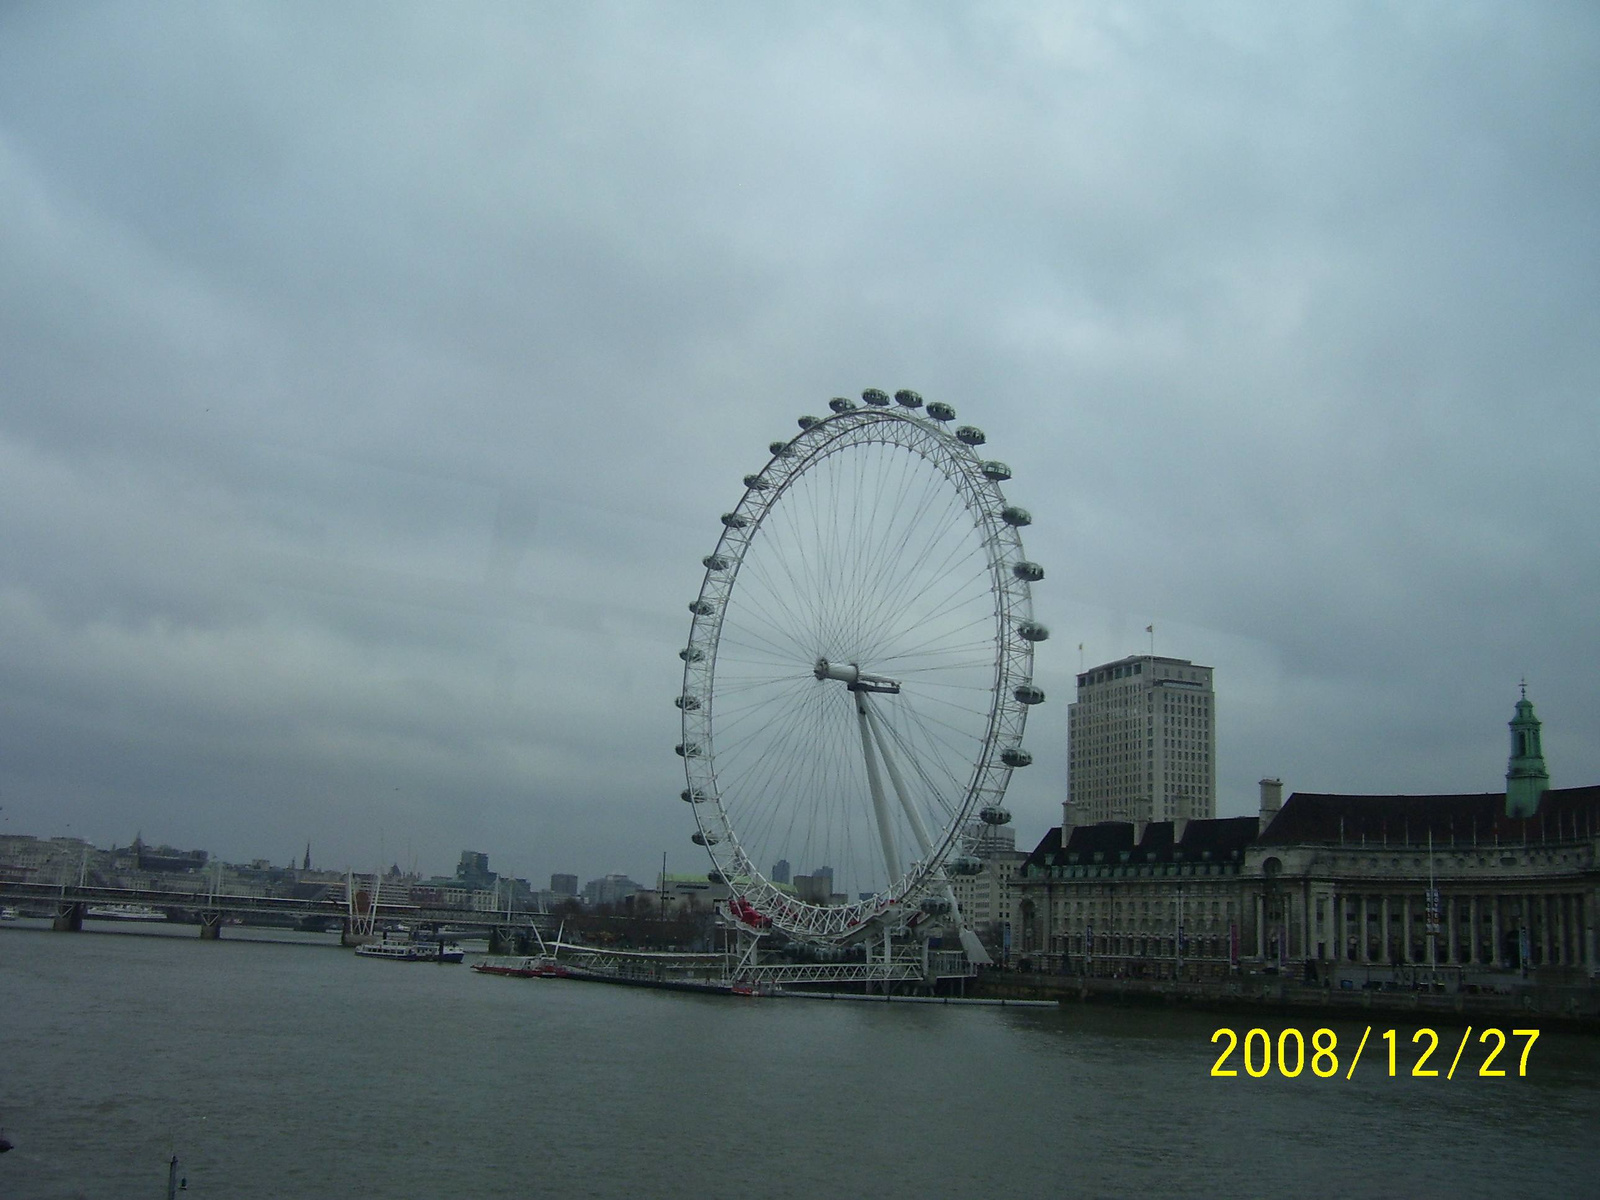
[875,702,969,827]
[752,481,829,650]
[774,484,840,647]
[852,446,930,630]
[898,690,995,735]
[889,544,996,631]
[884,701,987,794]
[884,646,997,673]
[713,609,810,671]
[864,512,991,634]
[852,520,983,666]
[847,460,958,643]
[847,441,927,626]
[714,683,822,769]
[757,688,854,866]
[721,581,817,667]
[812,448,928,630]
[732,554,829,664]
[868,611,997,672]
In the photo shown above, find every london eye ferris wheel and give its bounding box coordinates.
[676,389,1046,948]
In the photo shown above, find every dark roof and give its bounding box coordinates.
[1021,827,1062,870]
[1259,785,1600,847]
[1025,816,1261,870]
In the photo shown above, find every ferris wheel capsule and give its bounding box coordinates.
[981,461,1011,481]
[925,401,956,422]
[1013,684,1045,705]
[955,425,986,447]
[893,389,923,408]
[679,647,704,662]
[947,854,983,876]
[702,554,729,571]
[979,804,1012,826]
[681,788,708,803]
[862,388,891,406]
[720,512,748,529]
[828,397,856,413]
[675,742,701,758]
[1017,621,1050,642]
[769,441,795,458]
[691,830,719,846]
[1000,746,1033,768]
[1012,560,1044,582]
[798,415,821,430]
[689,599,715,615]
[675,694,701,711]
[1001,506,1031,527]
[743,474,770,490]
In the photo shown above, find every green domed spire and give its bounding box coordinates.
[1505,682,1549,818]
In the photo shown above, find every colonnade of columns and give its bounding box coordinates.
[1319,890,1593,969]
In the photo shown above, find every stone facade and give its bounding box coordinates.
[1012,816,1258,977]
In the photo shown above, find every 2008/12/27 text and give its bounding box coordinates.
[1209,1027,1539,1079]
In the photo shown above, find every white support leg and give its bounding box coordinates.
[861,693,935,859]
[861,693,992,967]
[855,692,901,885]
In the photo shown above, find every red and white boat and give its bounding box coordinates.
[472,955,570,979]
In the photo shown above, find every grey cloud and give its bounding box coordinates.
[1,2,1596,882]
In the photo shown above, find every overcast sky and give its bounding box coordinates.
[1,2,1595,886]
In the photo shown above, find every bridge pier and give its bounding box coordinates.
[52,901,85,932]
[199,911,224,940]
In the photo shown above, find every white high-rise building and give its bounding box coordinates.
[1067,655,1215,826]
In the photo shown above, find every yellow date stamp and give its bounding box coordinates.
[1210,1026,1540,1079]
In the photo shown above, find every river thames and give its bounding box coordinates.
[2,921,1596,1198]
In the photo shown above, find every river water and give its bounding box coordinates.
[2,920,1596,1199]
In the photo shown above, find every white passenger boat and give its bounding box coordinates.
[355,941,422,961]
[354,940,466,963]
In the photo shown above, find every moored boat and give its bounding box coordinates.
[355,939,466,963]
[472,954,569,978]
[355,941,422,961]
[410,941,466,963]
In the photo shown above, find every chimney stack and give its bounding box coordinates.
[1062,795,1079,842]
[1258,778,1283,832]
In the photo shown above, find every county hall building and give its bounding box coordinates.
[1013,690,1599,987]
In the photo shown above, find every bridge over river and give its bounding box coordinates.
[0,877,554,951]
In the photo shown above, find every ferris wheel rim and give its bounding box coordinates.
[678,400,1040,943]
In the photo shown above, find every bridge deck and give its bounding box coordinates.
[0,881,548,931]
